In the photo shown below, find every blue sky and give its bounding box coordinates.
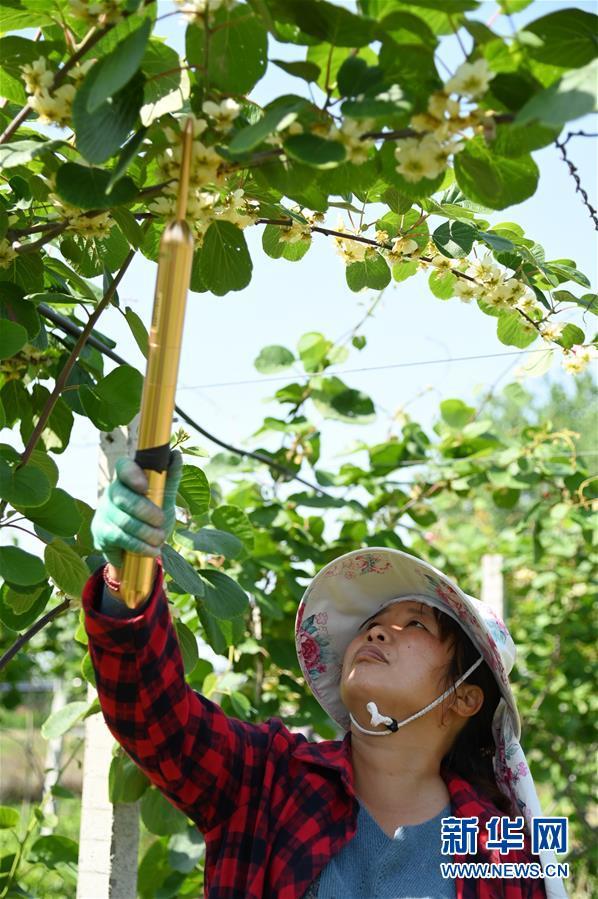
[5,1,597,516]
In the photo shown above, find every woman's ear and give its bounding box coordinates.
[453,684,484,719]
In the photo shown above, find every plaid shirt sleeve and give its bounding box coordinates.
[82,563,282,834]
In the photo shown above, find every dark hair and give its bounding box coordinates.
[430,605,517,815]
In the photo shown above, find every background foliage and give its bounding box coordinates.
[0,0,596,895]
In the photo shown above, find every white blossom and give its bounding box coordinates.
[21,58,53,94]
[174,0,236,26]
[0,239,17,269]
[561,344,598,374]
[444,58,495,99]
[539,321,565,342]
[454,279,479,303]
[202,98,241,130]
[69,0,123,22]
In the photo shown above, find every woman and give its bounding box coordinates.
[85,451,567,898]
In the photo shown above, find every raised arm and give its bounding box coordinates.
[85,453,279,833]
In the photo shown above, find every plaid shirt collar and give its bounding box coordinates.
[292,730,509,862]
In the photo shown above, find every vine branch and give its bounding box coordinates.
[554,133,598,231]
[0,598,71,673]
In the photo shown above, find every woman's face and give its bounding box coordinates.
[340,600,456,727]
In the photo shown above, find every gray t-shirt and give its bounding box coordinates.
[305,801,455,899]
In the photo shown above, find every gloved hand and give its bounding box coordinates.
[91,449,183,569]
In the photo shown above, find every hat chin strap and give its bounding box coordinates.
[349,655,484,736]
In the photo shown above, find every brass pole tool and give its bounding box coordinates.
[120,118,195,607]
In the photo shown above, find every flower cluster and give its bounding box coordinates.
[157,118,223,189]
[333,220,372,264]
[328,117,375,165]
[173,0,236,26]
[68,0,124,23]
[150,185,258,244]
[278,207,320,245]
[21,57,94,128]
[0,239,18,269]
[202,98,241,132]
[46,186,115,239]
[150,116,261,243]
[395,59,495,183]
[561,344,598,374]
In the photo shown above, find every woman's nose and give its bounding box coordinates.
[367,624,393,641]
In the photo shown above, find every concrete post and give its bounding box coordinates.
[481,553,504,619]
[77,420,140,899]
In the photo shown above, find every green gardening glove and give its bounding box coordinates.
[91,449,183,569]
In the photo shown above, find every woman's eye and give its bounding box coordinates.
[365,619,426,630]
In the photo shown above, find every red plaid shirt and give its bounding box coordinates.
[83,564,546,899]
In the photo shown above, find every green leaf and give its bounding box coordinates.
[516,61,598,127]
[29,834,79,866]
[186,6,267,94]
[199,569,249,619]
[211,505,254,548]
[524,9,598,68]
[392,259,418,282]
[254,345,295,373]
[0,807,19,829]
[124,305,148,358]
[81,651,96,688]
[55,163,138,211]
[229,99,305,154]
[107,126,148,193]
[87,18,151,112]
[297,330,333,373]
[454,138,539,210]
[168,826,205,874]
[72,67,145,165]
[311,376,376,423]
[428,270,456,299]
[337,57,383,96]
[177,464,210,518]
[558,323,585,350]
[492,487,520,509]
[141,38,190,126]
[3,580,44,615]
[261,225,311,262]
[141,788,188,836]
[0,459,51,509]
[272,59,320,82]
[175,620,199,675]
[277,0,379,46]
[0,545,45,586]
[346,252,390,292]
[41,701,89,740]
[433,220,476,257]
[496,311,538,348]
[79,365,142,431]
[28,488,81,537]
[27,450,58,489]
[283,134,345,169]
[45,539,90,597]
[109,752,149,804]
[199,222,252,296]
[0,319,27,359]
[0,581,51,631]
[176,528,242,559]
[0,139,66,169]
[440,398,475,428]
[491,122,560,158]
[161,544,205,597]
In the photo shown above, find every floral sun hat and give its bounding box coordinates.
[295,547,568,899]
